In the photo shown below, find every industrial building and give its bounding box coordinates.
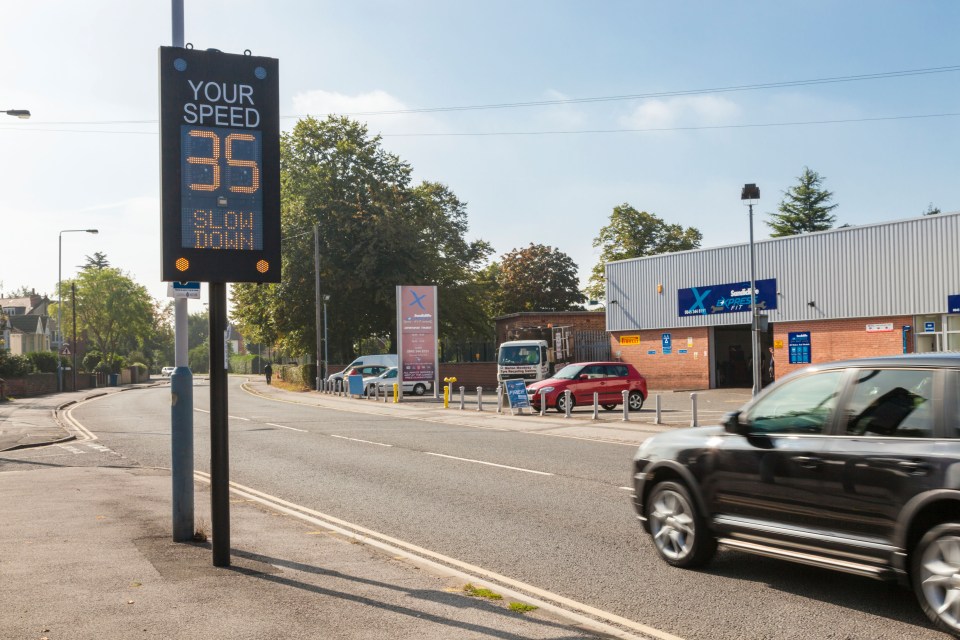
[604,211,960,390]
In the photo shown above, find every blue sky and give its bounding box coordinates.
[2,1,958,309]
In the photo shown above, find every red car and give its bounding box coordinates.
[526,362,648,413]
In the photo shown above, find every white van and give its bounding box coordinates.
[327,354,398,383]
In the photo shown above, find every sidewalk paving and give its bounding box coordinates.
[0,380,753,639]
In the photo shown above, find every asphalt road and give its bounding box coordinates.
[54,378,952,640]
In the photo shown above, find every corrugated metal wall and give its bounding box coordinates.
[605,212,960,332]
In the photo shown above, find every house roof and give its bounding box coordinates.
[8,315,47,334]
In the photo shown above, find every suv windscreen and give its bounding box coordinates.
[743,370,844,434]
[844,369,935,438]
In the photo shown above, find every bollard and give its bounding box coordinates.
[444,384,450,409]
[459,386,465,410]
[476,387,483,411]
[622,389,630,422]
[393,383,400,404]
[691,392,698,427]
[496,385,503,414]
[593,392,599,420]
[655,394,662,424]
[540,389,547,416]
[383,385,388,403]
[564,390,572,419]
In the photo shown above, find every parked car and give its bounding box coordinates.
[632,354,960,637]
[526,362,647,413]
[161,366,175,377]
[336,364,389,388]
[327,355,398,384]
[365,367,432,397]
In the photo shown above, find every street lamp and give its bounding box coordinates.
[740,184,761,397]
[58,228,98,391]
[322,294,330,384]
[3,109,30,119]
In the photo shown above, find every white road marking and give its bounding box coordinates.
[424,452,553,476]
[266,422,307,433]
[195,408,210,413]
[57,444,85,455]
[192,470,683,640]
[620,486,633,491]
[330,435,392,447]
[229,415,250,421]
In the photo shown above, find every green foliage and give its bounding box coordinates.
[129,362,148,378]
[508,602,538,613]
[275,363,315,388]
[83,252,110,271]
[463,584,502,600]
[83,351,102,372]
[188,342,209,373]
[94,354,124,375]
[229,353,260,374]
[0,352,34,377]
[188,310,210,348]
[231,116,493,364]
[54,265,156,367]
[26,351,61,374]
[586,204,702,301]
[923,203,941,216]
[766,167,839,237]
[496,243,585,313]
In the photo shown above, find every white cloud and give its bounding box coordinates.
[290,89,447,136]
[618,95,741,130]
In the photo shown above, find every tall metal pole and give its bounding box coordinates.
[314,224,322,390]
[749,202,761,397]
[169,0,194,544]
[71,283,77,392]
[209,282,230,567]
[323,299,329,382]
[57,233,62,392]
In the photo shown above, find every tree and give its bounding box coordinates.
[231,116,493,362]
[766,167,839,237]
[55,267,154,369]
[83,252,110,271]
[497,243,584,313]
[923,203,941,216]
[586,204,702,301]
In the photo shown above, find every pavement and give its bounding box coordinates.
[0,379,753,640]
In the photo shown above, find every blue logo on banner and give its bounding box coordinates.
[678,278,777,316]
[504,379,531,409]
[662,333,672,354]
[949,294,960,314]
[788,332,811,365]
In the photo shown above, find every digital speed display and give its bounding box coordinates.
[160,47,280,283]
[181,125,263,250]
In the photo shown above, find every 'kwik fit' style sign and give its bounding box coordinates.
[678,279,777,317]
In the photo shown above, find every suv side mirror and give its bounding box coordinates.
[723,411,748,435]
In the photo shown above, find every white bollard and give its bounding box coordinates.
[691,392,698,427]
[564,390,572,419]
[622,389,630,422]
[655,394,662,424]
[496,385,503,414]
[539,389,547,416]
[476,386,483,411]
[459,386,465,410]
[593,392,599,420]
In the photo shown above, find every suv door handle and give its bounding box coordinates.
[792,455,822,469]
[897,460,932,475]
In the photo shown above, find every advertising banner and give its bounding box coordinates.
[678,278,777,317]
[397,286,438,386]
[788,331,812,365]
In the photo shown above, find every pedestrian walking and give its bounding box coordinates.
[264,362,273,385]
[767,347,775,383]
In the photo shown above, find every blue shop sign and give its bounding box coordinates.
[788,331,811,365]
[662,333,672,354]
[678,278,777,317]
[504,379,531,409]
[949,294,960,314]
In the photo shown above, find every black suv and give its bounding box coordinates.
[632,354,960,637]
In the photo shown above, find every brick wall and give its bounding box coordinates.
[439,362,498,390]
[2,373,56,397]
[612,328,711,390]
[773,316,913,380]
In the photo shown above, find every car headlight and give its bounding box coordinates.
[537,386,555,394]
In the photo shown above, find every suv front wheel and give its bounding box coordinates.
[646,481,716,568]
[914,522,960,638]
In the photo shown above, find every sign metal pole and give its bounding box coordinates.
[209,282,230,567]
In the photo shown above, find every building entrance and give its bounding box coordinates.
[712,324,773,388]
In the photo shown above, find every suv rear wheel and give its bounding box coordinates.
[914,523,960,638]
[646,481,716,568]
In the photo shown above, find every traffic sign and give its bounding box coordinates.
[167,281,201,299]
[159,46,280,283]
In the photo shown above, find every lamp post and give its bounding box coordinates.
[3,110,30,119]
[314,224,322,390]
[322,294,330,383]
[58,229,98,391]
[740,184,761,397]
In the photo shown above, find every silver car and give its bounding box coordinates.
[366,367,431,397]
